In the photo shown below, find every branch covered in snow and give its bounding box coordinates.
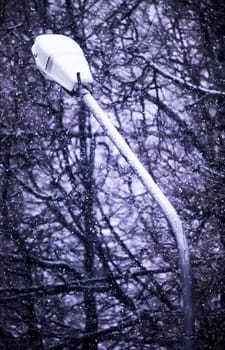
[138,56,225,96]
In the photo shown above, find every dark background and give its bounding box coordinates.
[0,1,225,349]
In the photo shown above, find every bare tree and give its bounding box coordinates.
[1,0,224,349]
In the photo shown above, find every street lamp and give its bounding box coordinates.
[31,34,93,91]
[32,34,194,350]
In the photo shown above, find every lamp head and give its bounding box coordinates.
[31,34,93,92]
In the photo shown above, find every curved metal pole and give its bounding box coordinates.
[81,89,194,350]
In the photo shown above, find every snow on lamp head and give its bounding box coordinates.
[31,34,93,92]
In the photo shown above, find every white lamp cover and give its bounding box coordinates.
[31,34,93,91]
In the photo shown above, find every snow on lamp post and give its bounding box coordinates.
[32,34,194,350]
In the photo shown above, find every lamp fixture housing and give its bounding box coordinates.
[31,34,93,92]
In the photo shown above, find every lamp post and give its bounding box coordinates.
[32,34,194,350]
